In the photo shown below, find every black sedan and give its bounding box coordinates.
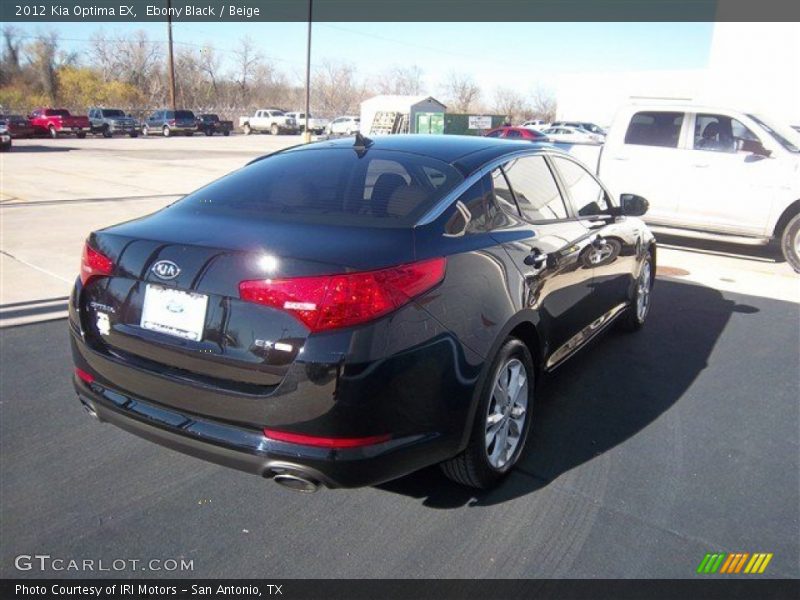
[70,135,655,491]
[0,114,35,138]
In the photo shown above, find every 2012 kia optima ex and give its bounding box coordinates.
[70,134,656,492]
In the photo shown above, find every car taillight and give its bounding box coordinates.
[80,242,113,285]
[239,257,446,332]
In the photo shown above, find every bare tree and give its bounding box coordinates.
[376,64,424,96]
[492,87,532,124]
[1,26,22,84]
[441,71,480,113]
[232,36,262,101]
[312,60,367,117]
[531,85,557,123]
[27,32,63,102]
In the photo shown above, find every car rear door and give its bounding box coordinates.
[600,110,688,226]
[488,155,597,361]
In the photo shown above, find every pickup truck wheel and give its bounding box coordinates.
[162,125,170,137]
[243,123,251,135]
[76,132,87,139]
[185,131,193,137]
[780,212,800,273]
[129,131,138,138]
[49,125,58,139]
[102,126,112,138]
[440,338,534,489]
[223,130,230,137]
[270,124,279,135]
[204,128,213,136]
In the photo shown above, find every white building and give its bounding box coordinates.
[359,95,447,135]
[555,23,800,127]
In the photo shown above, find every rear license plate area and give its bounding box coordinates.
[140,284,208,341]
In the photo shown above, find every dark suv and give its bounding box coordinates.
[142,110,198,137]
[88,108,140,138]
[70,135,655,492]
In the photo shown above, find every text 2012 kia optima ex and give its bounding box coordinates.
[70,134,656,492]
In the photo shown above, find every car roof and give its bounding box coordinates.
[282,134,560,176]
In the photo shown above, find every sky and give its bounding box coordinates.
[11,21,714,96]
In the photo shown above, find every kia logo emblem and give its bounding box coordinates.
[151,260,181,280]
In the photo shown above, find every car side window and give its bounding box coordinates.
[624,111,684,148]
[502,156,568,222]
[486,130,503,138]
[490,167,518,215]
[552,156,611,217]
[445,175,498,235]
[693,113,762,154]
[506,129,521,138]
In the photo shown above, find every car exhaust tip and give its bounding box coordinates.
[79,398,100,420]
[272,472,320,493]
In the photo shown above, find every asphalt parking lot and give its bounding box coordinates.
[1,136,798,579]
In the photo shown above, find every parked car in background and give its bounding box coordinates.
[543,125,603,144]
[326,116,360,135]
[70,135,655,492]
[142,110,198,137]
[0,119,11,151]
[484,126,550,142]
[239,109,298,135]
[598,104,800,272]
[29,108,90,138]
[286,112,329,134]
[522,119,550,129]
[0,114,35,138]
[552,121,607,136]
[88,108,140,138]
[196,114,233,136]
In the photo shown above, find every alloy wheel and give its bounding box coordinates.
[485,358,529,469]
[636,259,652,322]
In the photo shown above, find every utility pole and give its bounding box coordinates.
[303,0,313,143]
[166,0,177,112]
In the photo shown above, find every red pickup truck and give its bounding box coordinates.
[29,108,90,138]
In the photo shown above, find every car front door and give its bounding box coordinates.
[488,155,598,365]
[676,112,778,236]
[550,154,638,317]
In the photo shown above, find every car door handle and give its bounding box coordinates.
[523,248,547,269]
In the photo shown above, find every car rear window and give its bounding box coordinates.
[175,148,464,228]
[45,109,70,117]
[103,110,125,117]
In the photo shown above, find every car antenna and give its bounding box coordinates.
[353,132,373,157]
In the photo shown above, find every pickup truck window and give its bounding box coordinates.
[694,114,760,154]
[624,111,683,148]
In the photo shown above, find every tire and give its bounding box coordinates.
[142,125,149,136]
[162,125,170,137]
[204,128,213,136]
[0,144,10,152]
[49,125,58,139]
[780,212,800,273]
[185,131,193,136]
[77,132,87,139]
[440,337,535,489]
[129,132,138,138]
[619,251,654,332]
[102,126,112,138]
[223,130,230,137]
[271,123,279,135]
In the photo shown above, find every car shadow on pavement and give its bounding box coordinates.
[7,144,77,153]
[378,278,760,508]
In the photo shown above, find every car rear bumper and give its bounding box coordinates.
[73,372,451,488]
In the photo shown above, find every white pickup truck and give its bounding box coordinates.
[285,112,329,134]
[238,109,298,135]
[565,104,800,271]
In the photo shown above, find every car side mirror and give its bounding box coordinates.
[611,194,649,217]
